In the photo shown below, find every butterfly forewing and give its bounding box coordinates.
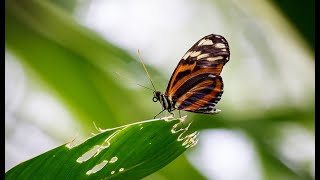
[165,34,230,114]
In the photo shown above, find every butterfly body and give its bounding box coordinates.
[152,34,230,118]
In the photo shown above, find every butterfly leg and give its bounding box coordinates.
[168,108,176,118]
[169,111,175,117]
[154,109,166,119]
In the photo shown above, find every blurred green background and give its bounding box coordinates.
[5,0,314,180]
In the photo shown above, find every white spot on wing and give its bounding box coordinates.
[197,39,206,46]
[182,51,192,60]
[197,53,209,60]
[215,43,226,48]
[190,51,201,57]
[220,38,227,43]
[207,56,223,61]
[202,40,214,45]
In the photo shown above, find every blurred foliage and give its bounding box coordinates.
[5,0,314,180]
[271,0,314,50]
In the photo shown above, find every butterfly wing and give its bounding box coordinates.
[165,34,230,114]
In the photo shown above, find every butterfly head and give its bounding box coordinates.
[152,91,162,102]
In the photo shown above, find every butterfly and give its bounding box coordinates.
[139,34,230,118]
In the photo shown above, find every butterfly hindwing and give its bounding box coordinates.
[165,34,229,114]
[175,74,223,113]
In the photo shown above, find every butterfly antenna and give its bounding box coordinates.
[114,72,154,91]
[138,49,157,91]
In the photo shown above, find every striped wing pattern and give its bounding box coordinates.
[165,34,230,114]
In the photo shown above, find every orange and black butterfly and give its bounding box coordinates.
[140,34,230,118]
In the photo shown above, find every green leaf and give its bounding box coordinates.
[5,116,199,180]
